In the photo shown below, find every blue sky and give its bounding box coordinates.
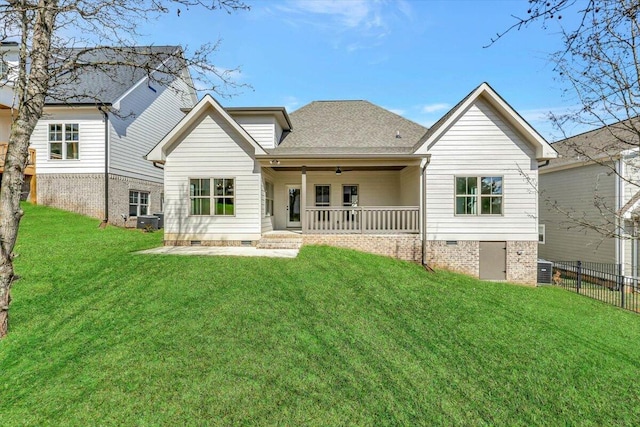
[139,0,580,141]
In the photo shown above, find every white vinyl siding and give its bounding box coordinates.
[164,111,261,241]
[538,163,617,263]
[424,99,538,241]
[30,108,105,174]
[400,165,420,206]
[233,115,278,149]
[109,71,194,183]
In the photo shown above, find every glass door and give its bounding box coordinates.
[287,185,301,228]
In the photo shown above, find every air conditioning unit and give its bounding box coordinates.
[537,259,553,285]
[136,215,159,231]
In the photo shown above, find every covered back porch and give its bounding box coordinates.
[258,155,427,235]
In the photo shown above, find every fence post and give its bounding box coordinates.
[576,261,582,293]
[619,263,625,309]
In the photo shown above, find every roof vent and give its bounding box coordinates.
[396,130,401,138]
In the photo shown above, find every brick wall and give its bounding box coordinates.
[302,234,422,262]
[425,240,480,277]
[426,240,537,285]
[37,173,105,219]
[36,173,163,226]
[107,175,163,227]
[506,241,538,285]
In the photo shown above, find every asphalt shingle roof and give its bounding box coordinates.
[549,119,640,167]
[46,46,179,105]
[272,100,428,155]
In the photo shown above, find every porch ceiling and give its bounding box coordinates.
[267,165,406,172]
[257,156,426,168]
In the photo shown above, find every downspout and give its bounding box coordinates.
[615,158,624,274]
[421,157,432,269]
[98,106,109,224]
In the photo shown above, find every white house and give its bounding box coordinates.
[0,42,197,225]
[539,120,640,280]
[147,83,557,284]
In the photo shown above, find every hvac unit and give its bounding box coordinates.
[537,259,553,285]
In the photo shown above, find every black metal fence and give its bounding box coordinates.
[552,261,640,313]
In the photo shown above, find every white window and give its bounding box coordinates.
[49,123,79,160]
[315,185,330,207]
[190,178,235,216]
[342,185,358,207]
[265,181,274,217]
[538,224,546,244]
[455,176,503,215]
[129,191,149,217]
[0,60,9,80]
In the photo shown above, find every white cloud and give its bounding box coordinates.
[282,95,300,112]
[278,0,384,30]
[273,0,404,51]
[421,103,450,114]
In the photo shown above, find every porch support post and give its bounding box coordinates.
[301,166,307,232]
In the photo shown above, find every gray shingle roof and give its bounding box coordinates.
[272,100,428,155]
[549,119,639,168]
[46,46,180,105]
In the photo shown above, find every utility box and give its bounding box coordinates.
[537,259,553,285]
[153,212,164,229]
[137,215,159,231]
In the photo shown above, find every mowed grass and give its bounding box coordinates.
[1,204,639,425]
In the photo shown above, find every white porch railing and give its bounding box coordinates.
[304,206,419,234]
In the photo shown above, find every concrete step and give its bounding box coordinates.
[256,235,303,250]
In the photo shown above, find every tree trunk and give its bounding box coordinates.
[0,0,57,338]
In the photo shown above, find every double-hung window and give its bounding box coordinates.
[455,176,503,215]
[189,178,235,216]
[49,123,79,160]
[316,184,330,221]
[264,181,274,217]
[129,191,149,217]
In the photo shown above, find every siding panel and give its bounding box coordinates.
[31,109,105,174]
[425,99,538,241]
[538,163,616,263]
[164,111,261,240]
[109,73,194,182]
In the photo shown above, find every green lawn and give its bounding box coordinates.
[1,204,639,425]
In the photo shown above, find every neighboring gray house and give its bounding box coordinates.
[0,43,197,225]
[147,83,557,284]
[539,120,640,279]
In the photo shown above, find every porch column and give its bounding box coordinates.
[301,166,307,232]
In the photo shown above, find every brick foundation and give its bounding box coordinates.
[506,241,538,285]
[425,240,480,277]
[302,234,422,262]
[36,173,163,226]
[425,240,537,285]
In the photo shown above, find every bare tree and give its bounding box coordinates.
[0,0,249,338]
[491,1,640,242]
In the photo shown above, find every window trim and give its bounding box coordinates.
[454,176,504,216]
[538,224,546,244]
[0,59,9,80]
[342,184,359,207]
[315,184,331,207]
[264,180,274,218]
[188,177,236,217]
[48,123,80,160]
[129,190,150,217]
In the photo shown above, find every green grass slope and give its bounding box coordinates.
[1,204,639,425]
